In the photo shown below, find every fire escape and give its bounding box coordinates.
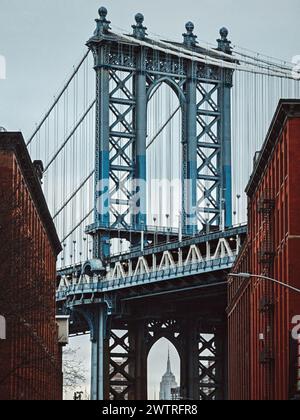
[258,190,275,367]
[258,192,275,267]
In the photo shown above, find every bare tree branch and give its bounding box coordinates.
[63,347,87,390]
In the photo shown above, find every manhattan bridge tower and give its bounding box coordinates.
[86,7,234,262]
[60,7,237,401]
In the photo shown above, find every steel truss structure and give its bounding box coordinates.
[57,226,246,297]
[85,9,235,260]
[61,282,229,401]
[104,318,227,401]
[57,225,247,400]
[57,8,240,401]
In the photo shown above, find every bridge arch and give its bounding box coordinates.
[146,80,183,229]
[147,77,186,105]
[146,330,182,359]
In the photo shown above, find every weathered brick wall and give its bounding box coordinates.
[0,150,62,400]
[228,114,300,400]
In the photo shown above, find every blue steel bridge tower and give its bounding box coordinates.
[57,7,243,401]
[85,7,234,262]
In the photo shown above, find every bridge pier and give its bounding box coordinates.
[102,314,227,400]
[128,320,148,400]
[180,318,199,400]
[58,227,247,400]
[85,305,110,401]
[68,291,229,401]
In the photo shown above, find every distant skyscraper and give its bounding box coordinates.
[159,349,178,400]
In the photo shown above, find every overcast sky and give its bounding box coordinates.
[1,0,299,136]
[1,0,299,399]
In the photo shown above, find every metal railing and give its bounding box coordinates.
[57,255,236,301]
[57,223,247,273]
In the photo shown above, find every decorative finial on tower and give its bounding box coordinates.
[94,6,111,37]
[183,21,198,48]
[217,27,232,54]
[132,13,147,39]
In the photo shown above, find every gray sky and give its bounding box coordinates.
[1,0,299,399]
[1,0,299,136]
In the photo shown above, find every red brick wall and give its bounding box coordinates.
[0,150,62,400]
[227,241,251,400]
[228,117,300,400]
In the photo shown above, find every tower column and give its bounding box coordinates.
[219,71,233,228]
[128,320,147,400]
[183,62,198,235]
[182,22,198,236]
[181,319,199,400]
[132,46,147,229]
[88,8,112,260]
[89,305,110,400]
[94,60,111,259]
[217,28,233,228]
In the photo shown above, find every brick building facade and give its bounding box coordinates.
[228,100,300,400]
[0,132,63,400]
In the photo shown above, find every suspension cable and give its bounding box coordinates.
[143,26,295,73]
[114,30,296,79]
[27,50,90,146]
[60,209,93,244]
[44,100,95,172]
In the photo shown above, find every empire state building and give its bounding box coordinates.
[159,350,178,400]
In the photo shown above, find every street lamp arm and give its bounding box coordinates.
[229,273,300,294]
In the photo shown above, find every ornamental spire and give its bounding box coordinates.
[167,347,171,374]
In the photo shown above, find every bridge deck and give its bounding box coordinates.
[57,224,247,277]
[57,254,235,302]
[56,225,247,307]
